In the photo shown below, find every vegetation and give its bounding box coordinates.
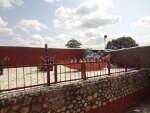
[37,64,46,71]
[105,36,139,50]
[65,39,82,48]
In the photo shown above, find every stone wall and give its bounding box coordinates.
[109,46,150,68]
[0,70,149,113]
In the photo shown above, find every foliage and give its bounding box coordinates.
[37,64,46,71]
[105,36,139,50]
[65,39,82,48]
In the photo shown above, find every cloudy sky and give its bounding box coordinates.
[0,0,150,49]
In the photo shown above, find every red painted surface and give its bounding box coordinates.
[88,88,149,113]
[0,46,85,66]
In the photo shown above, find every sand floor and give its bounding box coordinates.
[0,65,128,91]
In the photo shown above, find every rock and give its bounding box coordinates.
[32,104,43,112]
[92,105,97,109]
[76,96,81,101]
[84,102,88,107]
[11,104,20,111]
[73,104,78,110]
[56,109,61,112]
[64,101,70,106]
[51,100,63,110]
[75,90,79,94]
[78,101,81,104]
[109,98,113,102]
[95,101,98,105]
[0,107,9,113]
[97,97,101,101]
[4,111,16,113]
[67,104,73,109]
[81,99,85,104]
[77,108,81,112]
[61,107,66,111]
[93,93,98,98]
[66,110,70,113]
[98,89,102,93]
[80,89,84,94]
[22,96,32,105]
[102,102,106,105]
[7,98,17,105]
[87,96,93,101]
[85,106,91,112]
[34,91,40,97]
[72,111,76,113]
[20,106,29,113]
[79,103,83,107]
[80,111,84,113]
[1,100,6,106]
[48,110,52,113]
[98,102,102,107]
[67,97,70,101]
[37,96,43,102]
[43,103,48,108]
[72,100,77,104]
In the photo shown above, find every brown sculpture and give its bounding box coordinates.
[0,56,9,75]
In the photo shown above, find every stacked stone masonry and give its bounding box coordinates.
[0,70,149,113]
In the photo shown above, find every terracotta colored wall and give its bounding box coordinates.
[1,46,150,68]
[0,46,85,66]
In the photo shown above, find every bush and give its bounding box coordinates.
[37,64,46,71]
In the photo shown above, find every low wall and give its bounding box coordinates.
[0,70,149,113]
[0,46,85,66]
[109,46,150,68]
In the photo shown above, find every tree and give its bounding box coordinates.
[65,39,82,48]
[105,36,139,50]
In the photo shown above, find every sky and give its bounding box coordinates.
[0,0,150,49]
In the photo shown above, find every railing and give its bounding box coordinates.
[0,59,141,93]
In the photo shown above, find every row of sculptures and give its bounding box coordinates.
[69,49,106,63]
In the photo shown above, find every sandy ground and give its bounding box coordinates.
[0,65,128,91]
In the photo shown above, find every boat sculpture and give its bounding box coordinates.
[62,54,111,71]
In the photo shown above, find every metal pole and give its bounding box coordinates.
[125,61,127,72]
[47,64,50,86]
[81,63,86,80]
[45,44,48,57]
[107,61,110,75]
[54,64,57,83]
[104,35,107,49]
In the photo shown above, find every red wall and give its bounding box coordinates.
[0,46,85,66]
[88,88,149,113]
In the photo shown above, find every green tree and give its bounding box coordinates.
[106,36,139,50]
[65,39,82,48]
